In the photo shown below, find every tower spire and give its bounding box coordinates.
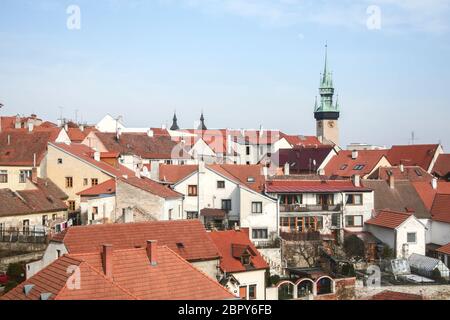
[170,111,180,131]
[198,111,207,131]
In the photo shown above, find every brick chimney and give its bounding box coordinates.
[352,150,358,160]
[284,162,290,176]
[31,167,38,184]
[389,174,395,189]
[352,174,361,187]
[146,240,158,266]
[102,244,113,280]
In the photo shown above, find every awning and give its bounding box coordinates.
[200,208,226,218]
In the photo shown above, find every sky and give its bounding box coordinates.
[0,0,449,149]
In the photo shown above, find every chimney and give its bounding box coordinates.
[399,164,405,173]
[116,127,122,141]
[31,167,38,184]
[431,177,438,190]
[352,174,361,187]
[7,134,11,145]
[389,174,395,189]
[79,124,85,132]
[161,124,167,130]
[284,162,290,176]
[93,149,101,162]
[102,244,113,280]
[64,123,69,132]
[351,150,358,160]
[147,129,154,137]
[146,240,158,266]
[262,166,268,179]
[15,115,21,129]
[28,121,34,132]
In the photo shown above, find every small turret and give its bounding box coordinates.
[170,112,180,131]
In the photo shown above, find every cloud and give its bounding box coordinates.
[160,0,450,34]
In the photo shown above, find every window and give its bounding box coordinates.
[168,209,173,220]
[247,177,255,183]
[92,207,98,221]
[68,201,76,211]
[65,177,73,188]
[407,232,417,243]
[252,228,268,239]
[187,211,199,219]
[222,199,232,212]
[241,255,251,266]
[23,220,30,235]
[83,178,88,186]
[345,215,363,227]
[346,194,363,205]
[249,285,257,300]
[56,250,61,258]
[252,202,263,214]
[239,286,247,300]
[57,158,63,164]
[353,165,365,171]
[188,185,198,197]
[19,170,32,183]
[0,170,8,183]
[246,146,251,156]
[246,161,251,165]
[42,215,48,226]
[91,178,99,186]
[52,214,57,221]
[217,181,225,189]
[340,164,348,170]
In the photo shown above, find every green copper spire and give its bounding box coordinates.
[314,44,340,116]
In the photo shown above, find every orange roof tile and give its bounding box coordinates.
[52,220,221,262]
[77,179,116,196]
[412,181,450,210]
[324,150,388,178]
[1,245,234,300]
[365,210,412,229]
[208,164,266,193]
[370,290,423,300]
[209,230,268,273]
[369,166,433,182]
[437,243,450,255]
[430,194,450,224]
[387,144,441,171]
[433,154,450,178]
[159,164,198,184]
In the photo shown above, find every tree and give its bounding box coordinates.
[343,235,365,259]
[283,240,321,268]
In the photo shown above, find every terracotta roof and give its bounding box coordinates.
[279,133,322,147]
[51,220,220,262]
[1,245,233,300]
[208,164,266,193]
[412,181,450,210]
[67,128,88,143]
[95,132,191,160]
[362,180,431,219]
[77,179,116,196]
[430,194,450,223]
[120,176,182,199]
[273,146,334,174]
[0,131,55,166]
[0,181,68,218]
[0,255,136,300]
[370,290,423,300]
[432,154,450,178]
[365,210,412,229]
[159,164,198,184]
[266,179,371,193]
[209,230,268,273]
[436,243,450,255]
[368,166,433,182]
[387,144,441,171]
[324,150,388,178]
[201,208,226,218]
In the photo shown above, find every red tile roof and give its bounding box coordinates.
[369,166,433,182]
[67,127,88,143]
[279,133,322,147]
[266,179,371,193]
[0,131,56,166]
[412,181,450,210]
[95,132,191,160]
[120,176,182,199]
[0,255,136,300]
[430,194,450,224]
[209,230,268,273]
[433,154,450,178]
[437,243,450,255]
[387,144,441,171]
[77,179,116,196]
[1,245,233,300]
[365,210,412,229]
[0,181,68,217]
[159,164,198,184]
[273,146,334,174]
[370,290,423,300]
[208,164,266,193]
[52,220,221,262]
[200,208,226,218]
[324,150,388,178]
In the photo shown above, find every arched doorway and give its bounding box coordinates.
[316,276,334,295]
[277,281,295,300]
[296,279,314,298]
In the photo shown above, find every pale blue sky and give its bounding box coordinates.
[0,0,449,149]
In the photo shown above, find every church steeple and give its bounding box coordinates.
[314,44,340,146]
[198,112,207,131]
[170,111,180,131]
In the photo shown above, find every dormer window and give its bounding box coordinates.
[241,255,251,266]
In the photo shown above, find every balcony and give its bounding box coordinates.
[280,204,342,213]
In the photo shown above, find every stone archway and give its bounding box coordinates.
[315,276,335,295]
[296,278,315,298]
[276,281,296,300]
